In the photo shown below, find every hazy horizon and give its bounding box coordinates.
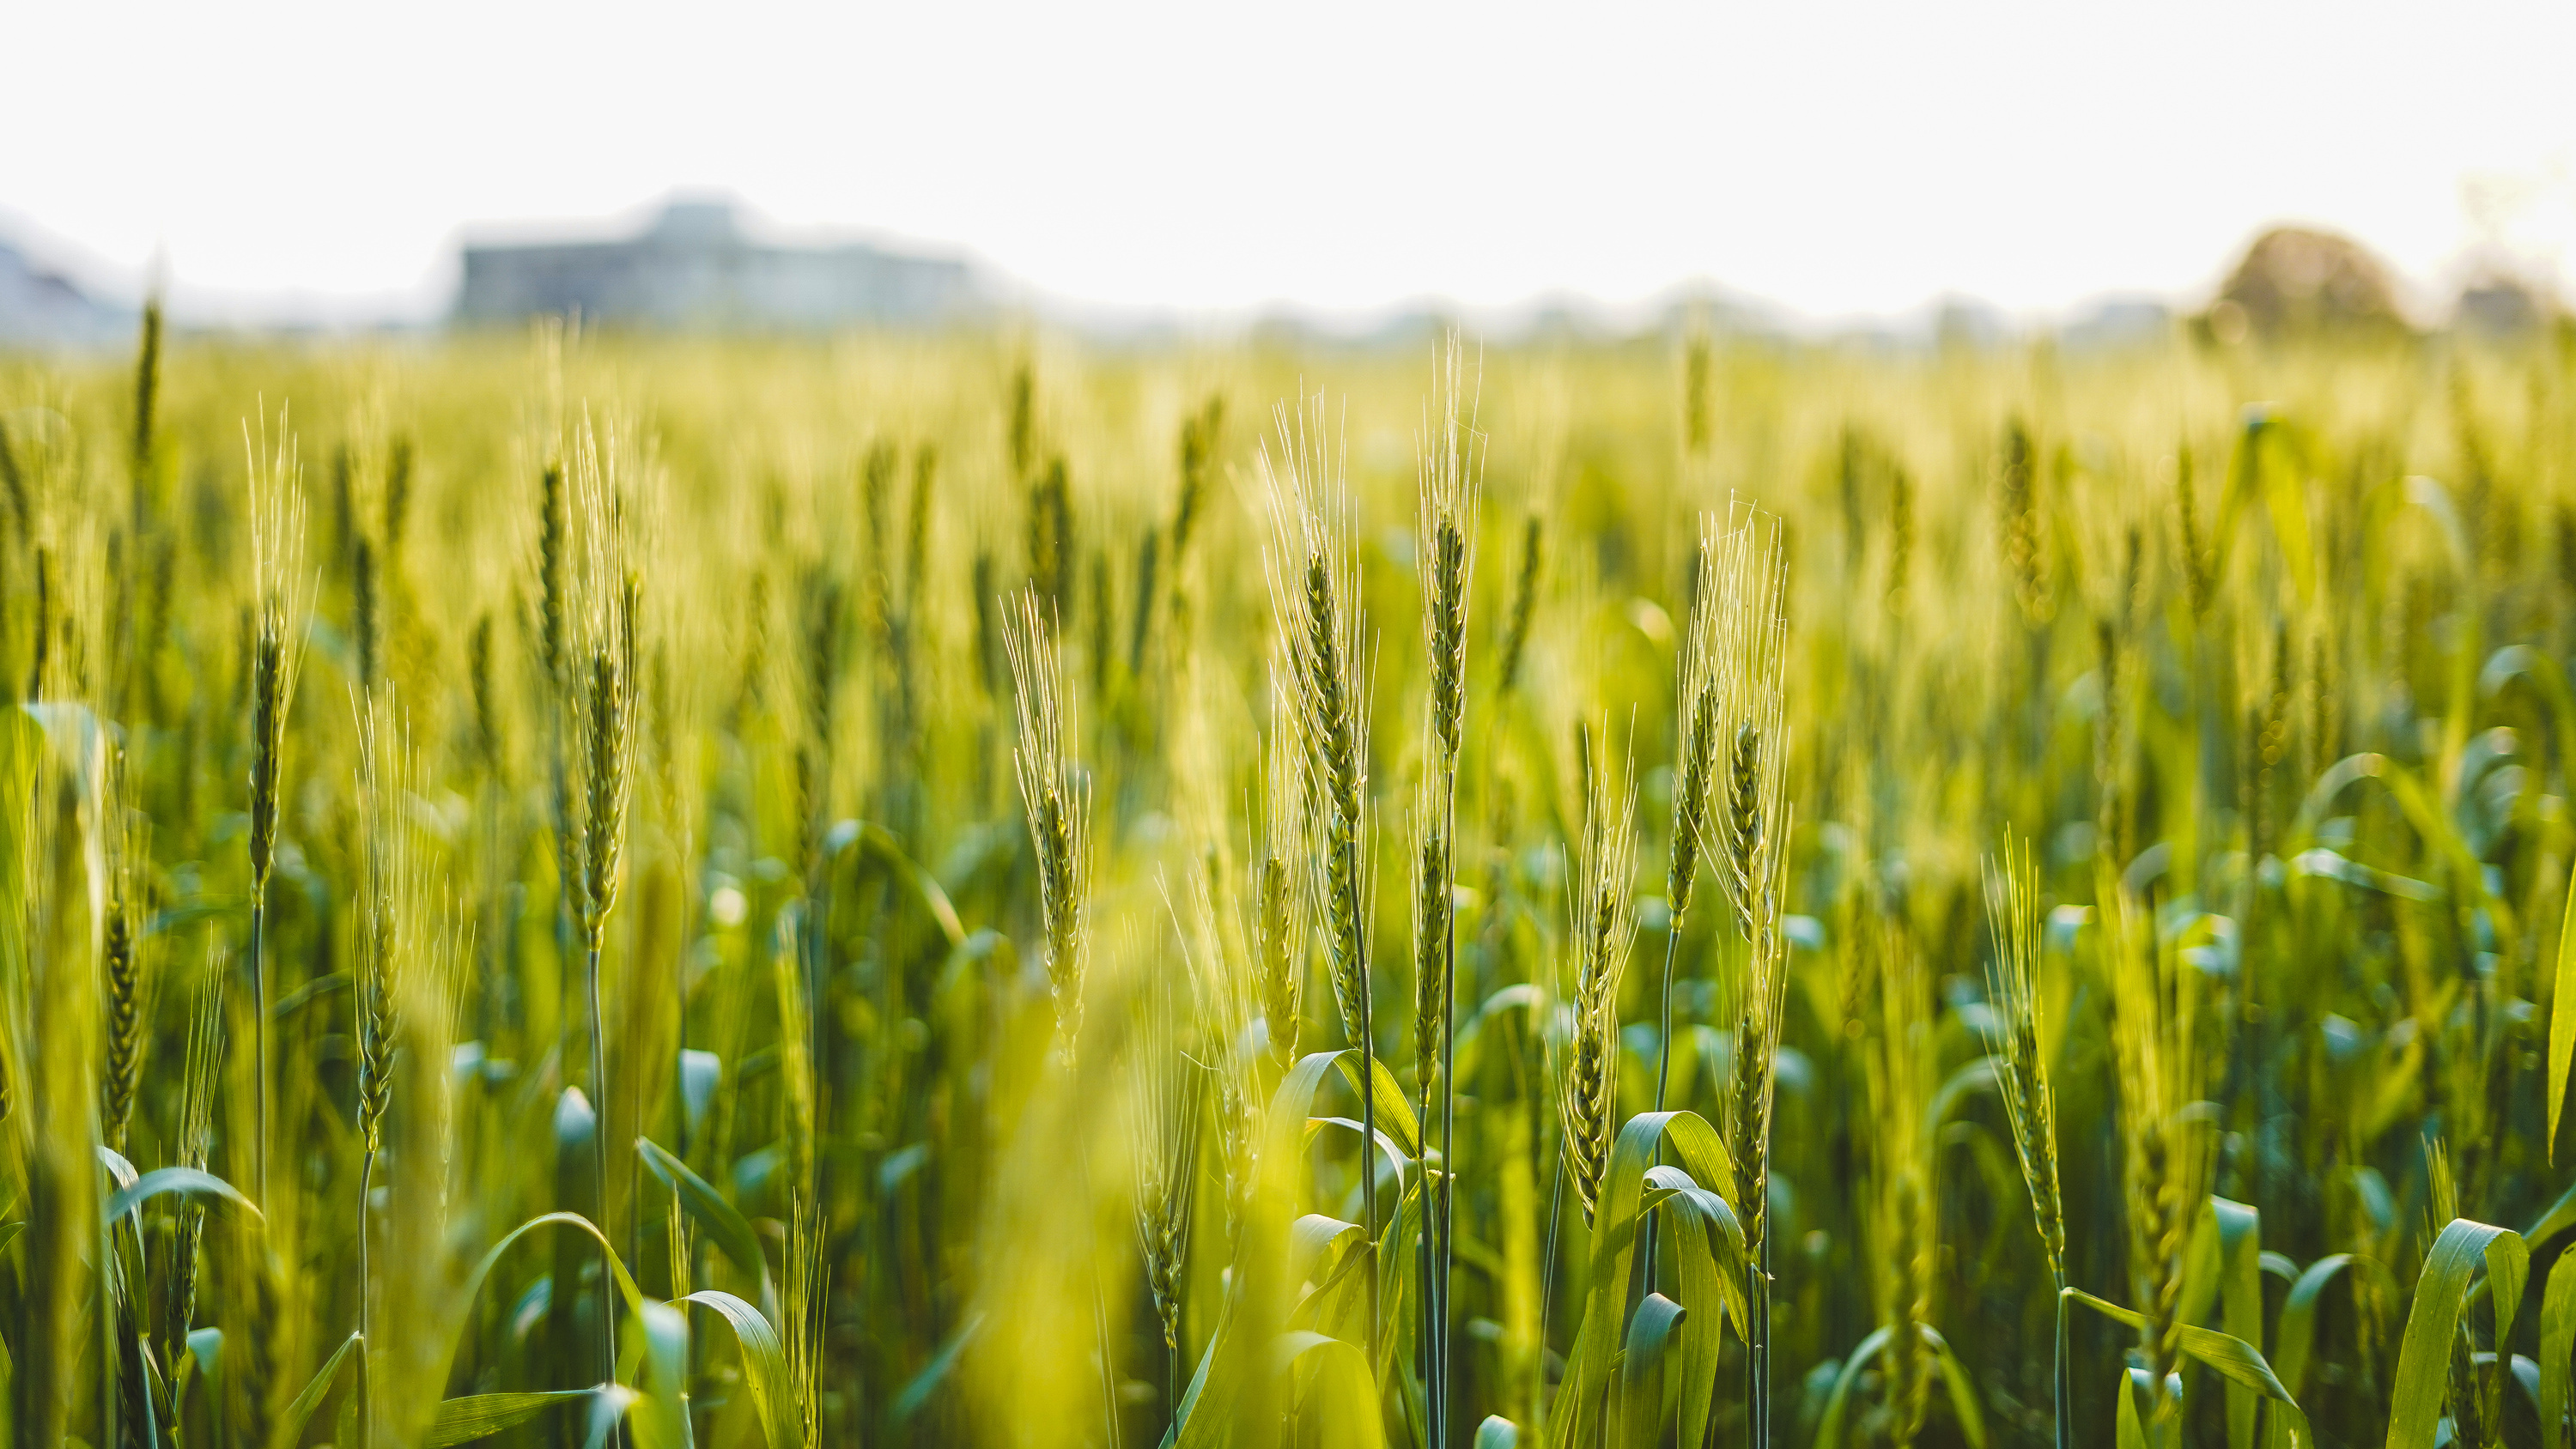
[9,0,2573,330]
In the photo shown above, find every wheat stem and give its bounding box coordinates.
[357,1146,377,1449]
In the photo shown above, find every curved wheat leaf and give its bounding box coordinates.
[680,1289,801,1448]
[2386,1219,2529,1449]
[100,1166,259,1228]
[1613,1294,1685,1449]
[279,1331,361,1448]
[2273,1253,2397,1402]
[2065,1288,2307,1442]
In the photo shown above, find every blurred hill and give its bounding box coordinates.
[0,234,128,346]
[2206,226,2409,341]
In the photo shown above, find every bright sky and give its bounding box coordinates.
[8,0,2574,324]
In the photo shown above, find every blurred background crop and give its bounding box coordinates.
[5,0,2574,343]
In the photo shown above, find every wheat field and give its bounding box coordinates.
[0,315,2571,1448]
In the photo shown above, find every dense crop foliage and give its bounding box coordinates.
[2,317,2575,1448]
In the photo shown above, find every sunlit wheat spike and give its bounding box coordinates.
[1558,731,1636,1226]
[353,688,420,1158]
[351,533,380,692]
[1128,527,1161,674]
[1981,829,2065,1285]
[1998,416,2051,622]
[2173,441,2212,617]
[861,437,899,634]
[244,401,312,893]
[580,614,635,930]
[1720,872,1790,1200]
[130,295,161,482]
[1885,461,1914,617]
[1126,960,1204,1364]
[1411,790,1452,1090]
[160,944,227,1365]
[1417,331,1481,765]
[1170,391,1224,574]
[1027,455,1072,609]
[1668,514,1724,915]
[782,1193,829,1449]
[559,413,641,949]
[1005,359,1036,481]
[24,544,52,701]
[1495,511,1543,697]
[1255,700,1307,1069]
[2426,1135,2458,1237]
[0,415,23,536]
[904,442,939,623]
[1682,325,1713,456]
[1705,501,1789,938]
[796,565,843,865]
[769,911,820,1196]
[468,613,502,771]
[384,432,414,561]
[1258,391,1371,1052]
[537,457,568,684]
[2094,618,2125,865]
[1003,587,1090,1060]
[99,745,149,1153]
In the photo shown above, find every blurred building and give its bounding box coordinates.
[454,197,982,330]
[2453,271,2555,336]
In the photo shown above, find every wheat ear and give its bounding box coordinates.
[1255,703,1306,1072]
[1128,963,1205,1418]
[100,748,149,1154]
[1259,389,1382,1358]
[1003,589,1090,1061]
[1558,733,1637,1227]
[244,402,311,1211]
[1984,831,2066,1282]
[160,944,225,1373]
